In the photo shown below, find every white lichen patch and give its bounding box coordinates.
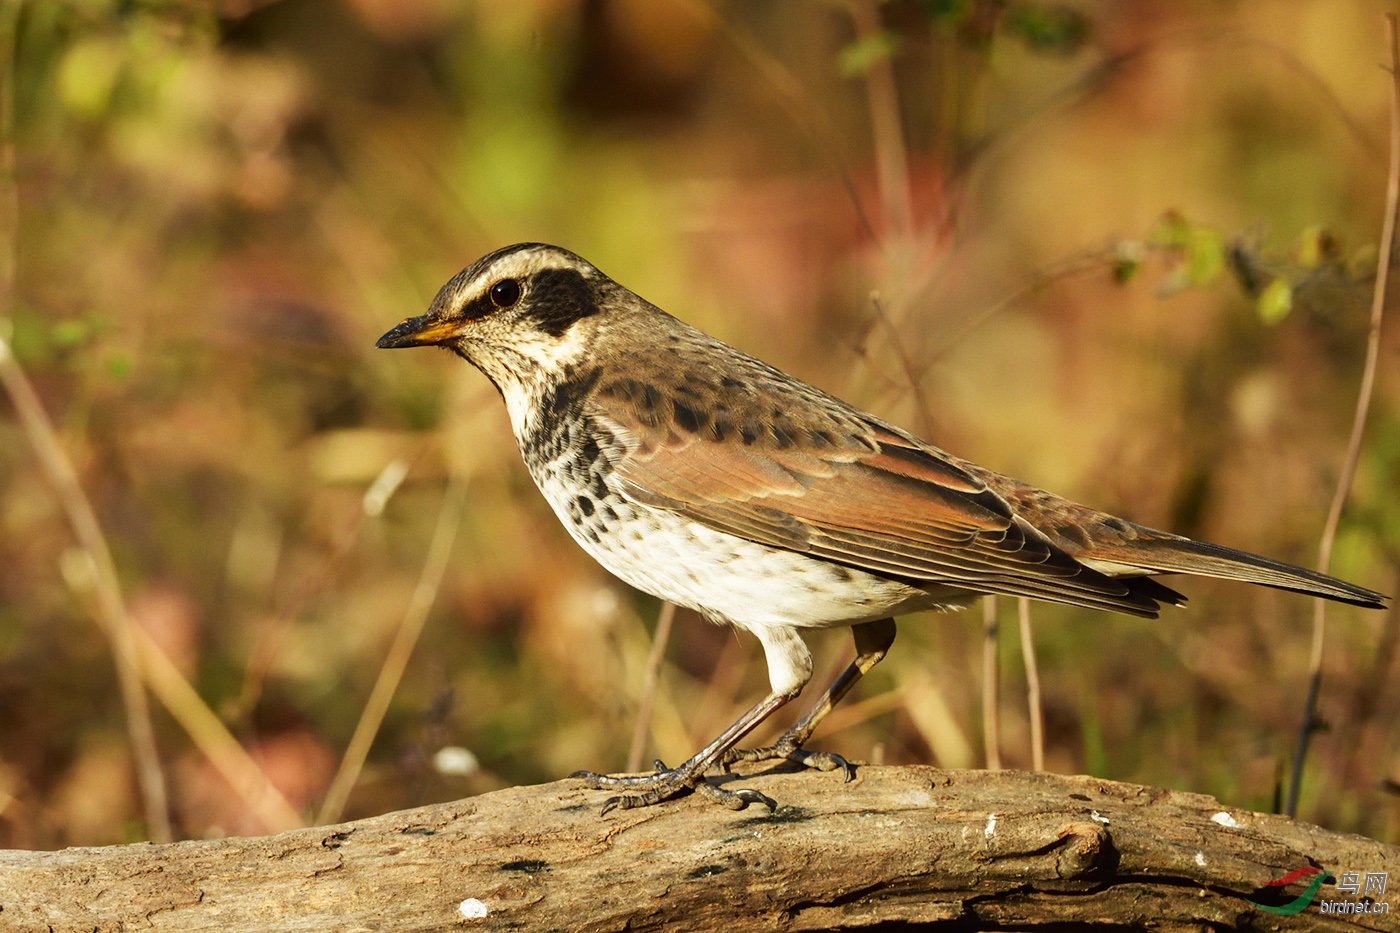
[1089,811,1109,825]
[459,898,489,920]
[1195,852,1207,867]
[984,813,997,838]
[1210,811,1240,828]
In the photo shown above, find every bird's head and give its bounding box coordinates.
[376,243,609,390]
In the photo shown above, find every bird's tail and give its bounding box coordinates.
[1083,535,1388,609]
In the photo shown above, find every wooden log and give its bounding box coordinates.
[1,766,1396,931]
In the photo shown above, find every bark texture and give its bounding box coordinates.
[1,766,1397,932]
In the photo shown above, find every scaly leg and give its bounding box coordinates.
[721,618,896,779]
[571,689,791,814]
[572,624,813,814]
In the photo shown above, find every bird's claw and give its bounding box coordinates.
[721,742,854,781]
[572,758,774,815]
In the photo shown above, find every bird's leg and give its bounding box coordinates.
[722,617,896,780]
[571,690,792,813]
[571,625,812,813]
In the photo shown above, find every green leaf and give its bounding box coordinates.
[1006,4,1090,55]
[51,319,90,349]
[1257,278,1293,325]
[1148,210,1192,250]
[1291,224,1338,270]
[107,353,134,380]
[838,30,904,78]
[1346,243,1379,281]
[1185,226,1225,286]
[1151,214,1224,293]
[57,38,127,118]
[1112,240,1143,284]
[920,0,972,27]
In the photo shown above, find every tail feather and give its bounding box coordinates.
[1086,536,1388,609]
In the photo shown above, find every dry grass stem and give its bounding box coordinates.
[317,477,468,825]
[626,601,676,774]
[903,675,975,768]
[1019,597,1045,771]
[818,686,906,738]
[982,595,1002,769]
[687,635,752,748]
[869,292,935,438]
[0,356,171,840]
[130,623,303,832]
[1285,13,1399,817]
[929,247,1114,364]
[673,0,880,244]
[0,0,171,839]
[849,0,914,243]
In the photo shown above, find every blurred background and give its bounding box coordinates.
[0,0,1397,849]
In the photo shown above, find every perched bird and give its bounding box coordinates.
[377,243,1388,814]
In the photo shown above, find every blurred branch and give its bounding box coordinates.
[0,348,174,842]
[626,601,676,774]
[5,768,1395,932]
[0,346,303,835]
[317,476,467,826]
[228,457,414,730]
[982,595,1002,770]
[688,634,751,748]
[1336,569,1400,825]
[848,0,914,244]
[955,28,1385,199]
[819,685,905,738]
[0,0,172,843]
[869,291,933,437]
[928,246,1114,364]
[1018,597,1045,771]
[674,0,880,244]
[0,0,15,308]
[1285,13,1400,818]
[127,622,303,832]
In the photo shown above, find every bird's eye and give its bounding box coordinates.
[490,279,522,308]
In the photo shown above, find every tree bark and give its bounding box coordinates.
[1,766,1396,931]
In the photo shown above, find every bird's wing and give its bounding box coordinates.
[588,374,1174,618]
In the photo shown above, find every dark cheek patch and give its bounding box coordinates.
[526,268,600,337]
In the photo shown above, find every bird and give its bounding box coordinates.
[376,242,1388,814]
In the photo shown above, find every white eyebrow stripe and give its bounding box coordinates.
[446,246,594,312]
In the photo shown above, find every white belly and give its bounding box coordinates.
[544,485,941,629]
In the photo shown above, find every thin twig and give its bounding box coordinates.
[687,634,751,749]
[0,0,15,301]
[869,292,935,437]
[317,477,467,825]
[0,0,172,841]
[927,247,1115,365]
[1018,597,1045,771]
[818,685,907,738]
[982,595,1002,770]
[849,0,914,243]
[1285,13,1399,818]
[128,622,303,831]
[0,352,173,841]
[626,601,677,773]
[671,0,880,245]
[229,457,413,729]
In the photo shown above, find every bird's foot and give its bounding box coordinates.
[569,759,775,815]
[720,739,853,781]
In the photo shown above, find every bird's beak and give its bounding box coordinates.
[375,314,464,349]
